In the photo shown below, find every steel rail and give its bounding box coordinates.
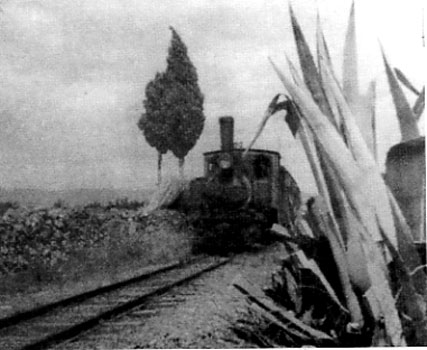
[0,256,229,350]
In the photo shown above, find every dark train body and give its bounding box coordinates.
[173,116,300,252]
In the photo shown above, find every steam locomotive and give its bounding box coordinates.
[173,116,301,252]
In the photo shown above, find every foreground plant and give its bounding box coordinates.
[234,3,426,346]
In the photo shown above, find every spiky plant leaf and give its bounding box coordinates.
[387,189,426,295]
[295,249,349,313]
[394,68,421,95]
[316,23,344,132]
[269,59,405,345]
[270,58,371,216]
[316,14,333,69]
[284,100,301,136]
[381,46,419,141]
[342,1,359,107]
[318,58,422,285]
[353,80,377,158]
[296,119,363,325]
[378,227,427,328]
[294,96,363,324]
[243,94,287,158]
[367,81,378,161]
[318,54,398,248]
[289,5,333,122]
[413,87,425,120]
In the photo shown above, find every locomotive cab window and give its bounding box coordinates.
[253,155,271,179]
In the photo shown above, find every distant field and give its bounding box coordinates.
[0,188,154,208]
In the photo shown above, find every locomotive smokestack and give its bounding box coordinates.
[219,116,234,151]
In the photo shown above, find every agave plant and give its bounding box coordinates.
[236,2,426,346]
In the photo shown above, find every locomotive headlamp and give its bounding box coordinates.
[218,154,232,169]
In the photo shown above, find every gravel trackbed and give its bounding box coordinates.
[54,244,285,349]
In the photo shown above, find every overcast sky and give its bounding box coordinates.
[0,0,424,193]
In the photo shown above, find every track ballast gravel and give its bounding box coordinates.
[54,244,285,349]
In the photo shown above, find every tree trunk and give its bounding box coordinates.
[178,157,185,179]
[157,152,162,186]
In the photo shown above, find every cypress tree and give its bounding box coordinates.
[139,27,205,183]
[164,27,205,178]
[138,72,170,185]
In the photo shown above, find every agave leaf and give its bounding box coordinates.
[379,227,427,323]
[316,14,333,71]
[284,99,301,136]
[286,55,308,89]
[387,189,426,295]
[316,22,352,146]
[316,18,342,90]
[285,56,325,137]
[295,249,349,313]
[413,87,425,120]
[368,81,378,161]
[243,94,283,158]
[336,179,406,346]
[243,110,271,158]
[284,99,337,228]
[360,247,406,346]
[340,192,371,292]
[342,2,375,152]
[297,121,331,206]
[363,283,405,346]
[292,102,360,310]
[319,55,375,166]
[272,56,398,268]
[270,58,364,185]
[270,59,406,344]
[353,80,377,158]
[394,68,420,95]
[233,277,337,344]
[312,145,388,327]
[272,59,368,222]
[321,146,407,347]
[289,5,333,121]
[342,1,359,107]
[290,100,341,235]
[381,46,419,141]
[297,120,363,325]
[318,20,366,154]
[318,55,398,248]
[316,19,343,130]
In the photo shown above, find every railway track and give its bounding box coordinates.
[0,256,229,350]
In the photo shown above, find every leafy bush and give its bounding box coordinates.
[0,201,19,217]
[0,206,191,292]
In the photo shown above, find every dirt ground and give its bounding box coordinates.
[54,243,286,349]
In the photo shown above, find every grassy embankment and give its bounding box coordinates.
[0,201,193,313]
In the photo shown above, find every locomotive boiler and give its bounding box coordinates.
[173,116,301,252]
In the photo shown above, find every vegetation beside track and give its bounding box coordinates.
[0,205,193,296]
